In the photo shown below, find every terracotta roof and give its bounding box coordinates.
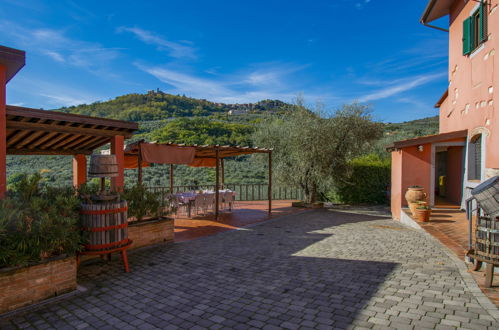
[6,105,138,155]
[421,0,455,24]
[0,46,25,83]
[386,129,467,151]
[435,89,449,108]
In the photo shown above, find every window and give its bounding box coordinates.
[463,1,488,55]
[468,135,482,180]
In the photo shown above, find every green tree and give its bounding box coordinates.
[253,102,383,203]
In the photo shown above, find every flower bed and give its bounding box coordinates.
[0,255,77,314]
[128,217,175,249]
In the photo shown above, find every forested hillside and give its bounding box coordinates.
[6,91,439,188]
[57,90,294,122]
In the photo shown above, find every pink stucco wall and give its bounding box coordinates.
[440,0,499,169]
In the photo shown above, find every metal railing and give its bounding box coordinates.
[147,183,303,201]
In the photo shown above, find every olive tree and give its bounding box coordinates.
[253,102,383,203]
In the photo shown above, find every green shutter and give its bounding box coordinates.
[463,16,472,55]
[479,1,487,43]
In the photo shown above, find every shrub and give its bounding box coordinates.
[122,185,175,222]
[326,154,390,204]
[0,173,83,269]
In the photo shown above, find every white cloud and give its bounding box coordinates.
[0,21,120,75]
[358,72,446,102]
[118,27,197,60]
[8,76,103,107]
[136,62,326,104]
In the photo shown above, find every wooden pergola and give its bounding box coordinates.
[124,141,273,219]
[2,105,138,195]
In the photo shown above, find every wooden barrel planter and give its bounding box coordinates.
[88,155,119,178]
[78,200,132,272]
[474,216,499,264]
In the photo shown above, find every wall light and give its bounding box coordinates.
[418,145,424,152]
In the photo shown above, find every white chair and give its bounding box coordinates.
[204,193,216,214]
[193,194,205,215]
[224,191,235,211]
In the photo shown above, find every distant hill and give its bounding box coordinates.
[372,115,439,154]
[56,89,295,122]
[7,91,440,187]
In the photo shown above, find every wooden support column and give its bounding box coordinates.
[169,164,174,193]
[221,158,225,189]
[72,154,87,188]
[215,148,220,220]
[137,143,143,185]
[0,65,5,199]
[268,151,272,214]
[111,135,125,192]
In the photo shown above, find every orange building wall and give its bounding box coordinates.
[391,150,402,220]
[390,144,432,219]
[440,0,499,169]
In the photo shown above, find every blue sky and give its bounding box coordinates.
[0,0,449,122]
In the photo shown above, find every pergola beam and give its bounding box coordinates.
[7,120,133,138]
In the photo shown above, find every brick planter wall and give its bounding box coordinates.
[0,256,77,314]
[128,217,174,250]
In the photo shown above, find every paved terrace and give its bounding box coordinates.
[2,210,499,329]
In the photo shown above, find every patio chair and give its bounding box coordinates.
[203,193,216,214]
[193,194,206,215]
[224,191,235,211]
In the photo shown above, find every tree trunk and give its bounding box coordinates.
[309,183,318,204]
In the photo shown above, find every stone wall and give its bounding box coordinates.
[0,256,77,314]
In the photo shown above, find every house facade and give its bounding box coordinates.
[389,0,498,220]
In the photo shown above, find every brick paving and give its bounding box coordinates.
[403,207,499,306]
[174,200,306,242]
[2,209,499,329]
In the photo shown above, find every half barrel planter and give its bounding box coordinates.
[0,255,77,314]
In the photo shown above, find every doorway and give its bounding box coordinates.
[434,145,465,208]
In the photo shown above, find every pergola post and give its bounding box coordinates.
[169,164,174,193]
[111,135,125,192]
[137,142,143,185]
[0,65,6,199]
[215,147,220,220]
[72,154,87,188]
[268,151,272,214]
[221,158,225,189]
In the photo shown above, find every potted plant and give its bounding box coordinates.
[405,185,427,216]
[415,204,432,222]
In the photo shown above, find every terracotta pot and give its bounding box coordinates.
[405,187,427,205]
[409,202,419,216]
[415,208,431,222]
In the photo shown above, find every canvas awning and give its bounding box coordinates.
[124,141,271,168]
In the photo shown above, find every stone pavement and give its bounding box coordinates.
[1,210,499,329]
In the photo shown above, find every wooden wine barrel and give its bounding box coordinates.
[80,200,129,251]
[475,215,499,264]
[88,154,119,178]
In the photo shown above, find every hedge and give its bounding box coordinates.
[327,154,390,204]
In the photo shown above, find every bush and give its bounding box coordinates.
[0,173,83,269]
[122,184,175,222]
[326,154,390,204]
